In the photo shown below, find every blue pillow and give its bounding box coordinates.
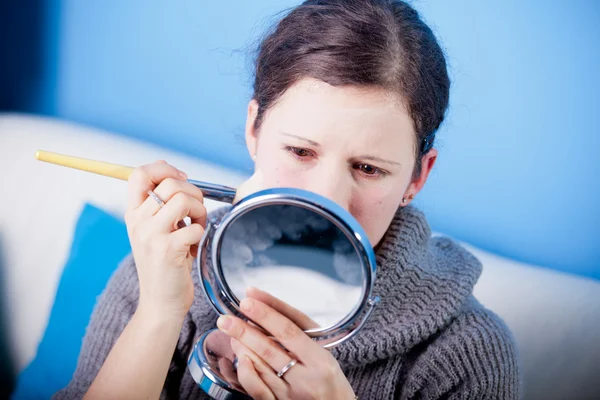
[11,203,131,399]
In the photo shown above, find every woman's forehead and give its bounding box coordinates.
[278,78,405,112]
[262,79,415,149]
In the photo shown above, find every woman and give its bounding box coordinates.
[55,1,520,399]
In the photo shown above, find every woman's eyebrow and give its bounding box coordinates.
[279,131,321,147]
[359,155,402,166]
[280,131,400,166]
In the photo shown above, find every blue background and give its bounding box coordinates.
[1,0,598,280]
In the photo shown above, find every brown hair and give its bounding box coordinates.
[252,0,450,177]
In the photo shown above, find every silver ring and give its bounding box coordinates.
[276,358,298,378]
[147,190,165,207]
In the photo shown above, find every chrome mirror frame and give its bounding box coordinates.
[187,187,380,399]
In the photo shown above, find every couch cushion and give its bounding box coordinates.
[10,203,131,399]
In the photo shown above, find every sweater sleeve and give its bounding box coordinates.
[399,298,522,400]
[52,254,140,400]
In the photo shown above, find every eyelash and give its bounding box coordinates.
[286,146,314,159]
[284,146,388,179]
[354,163,388,178]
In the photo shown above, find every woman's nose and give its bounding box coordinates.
[305,167,352,212]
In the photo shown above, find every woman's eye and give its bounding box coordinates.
[355,163,386,177]
[359,164,376,174]
[286,146,313,158]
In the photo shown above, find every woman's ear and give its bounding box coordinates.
[245,99,259,160]
[404,148,438,204]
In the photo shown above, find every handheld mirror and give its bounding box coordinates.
[189,188,380,399]
[34,151,381,400]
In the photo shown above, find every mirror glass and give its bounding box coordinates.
[218,204,364,330]
[202,330,244,393]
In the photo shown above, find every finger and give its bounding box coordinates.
[138,177,205,218]
[127,162,188,210]
[217,315,292,375]
[169,223,205,258]
[246,286,319,330]
[155,193,207,232]
[239,298,323,365]
[231,338,291,398]
[236,355,276,400]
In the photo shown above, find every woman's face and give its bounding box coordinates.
[243,78,436,246]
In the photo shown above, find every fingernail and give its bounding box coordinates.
[217,315,232,331]
[240,298,254,312]
[178,170,188,180]
[243,355,252,367]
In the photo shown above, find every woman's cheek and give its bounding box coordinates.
[353,190,397,246]
[260,161,305,189]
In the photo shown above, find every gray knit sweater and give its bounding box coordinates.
[54,205,521,399]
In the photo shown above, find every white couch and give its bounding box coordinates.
[1,113,599,399]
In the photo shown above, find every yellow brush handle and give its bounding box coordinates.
[35,150,135,181]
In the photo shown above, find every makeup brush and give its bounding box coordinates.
[35,150,237,203]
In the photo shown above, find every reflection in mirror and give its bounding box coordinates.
[219,204,364,329]
[203,330,244,393]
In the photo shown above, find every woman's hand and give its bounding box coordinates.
[86,160,207,399]
[125,160,207,321]
[244,287,319,331]
[216,288,356,400]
